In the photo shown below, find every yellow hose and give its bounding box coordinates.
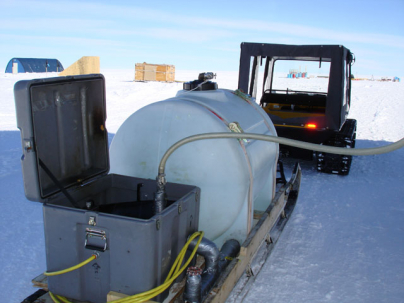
[55,295,71,303]
[46,231,204,303]
[49,291,71,303]
[44,254,97,276]
[46,255,98,303]
[110,231,204,303]
[49,292,61,303]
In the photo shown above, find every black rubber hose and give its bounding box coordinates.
[21,289,48,303]
[217,239,241,273]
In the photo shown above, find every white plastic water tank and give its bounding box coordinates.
[109,88,278,245]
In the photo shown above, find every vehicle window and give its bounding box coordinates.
[271,60,331,94]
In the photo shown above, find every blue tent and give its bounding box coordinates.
[5,58,64,73]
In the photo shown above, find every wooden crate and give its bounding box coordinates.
[135,63,175,82]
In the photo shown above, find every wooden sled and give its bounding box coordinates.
[25,164,301,303]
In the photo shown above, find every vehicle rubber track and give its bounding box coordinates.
[317,119,357,175]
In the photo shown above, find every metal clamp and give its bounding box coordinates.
[229,122,248,143]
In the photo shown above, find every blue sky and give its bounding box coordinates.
[1,0,403,77]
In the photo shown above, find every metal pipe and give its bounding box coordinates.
[186,238,241,302]
[154,174,167,214]
[189,237,219,274]
[184,267,203,303]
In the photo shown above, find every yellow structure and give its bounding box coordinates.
[135,62,175,82]
[59,56,100,76]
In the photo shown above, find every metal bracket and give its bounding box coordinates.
[85,228,107,252]
[88,216,96,226]
[229,122,248,143]
[246,264,254,277]
[23,138,34,152]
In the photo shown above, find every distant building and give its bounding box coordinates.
[135,62,175,82]
[5,58,64,73]
[287,68,307,78]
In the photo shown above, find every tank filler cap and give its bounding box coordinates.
[183,72,218,91]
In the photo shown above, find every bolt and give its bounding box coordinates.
[88,216,96,226]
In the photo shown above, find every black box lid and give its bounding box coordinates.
[14,74,109,202]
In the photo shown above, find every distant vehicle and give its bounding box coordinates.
[238,43,357,175]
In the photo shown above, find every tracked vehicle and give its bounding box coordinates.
[238,43,357,175]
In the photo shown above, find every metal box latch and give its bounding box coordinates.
[85,228,107,252]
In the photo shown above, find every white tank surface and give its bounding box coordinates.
[109,87,278,245]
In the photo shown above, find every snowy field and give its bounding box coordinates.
[0,70,403,302]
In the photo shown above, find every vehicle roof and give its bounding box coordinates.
[238,42,353,131]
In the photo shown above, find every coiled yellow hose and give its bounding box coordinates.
[46,231,204,303]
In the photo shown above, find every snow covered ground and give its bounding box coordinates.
[0,70,403,302]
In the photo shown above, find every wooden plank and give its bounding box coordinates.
[240,193,286,258]
[253,210,265,220]
[33,292,89,303]
[58,56,100,76]
[32,273,48,291]
[107,291,129,301]
[164,279,186,303]
[107,291,157,302]
[205,194,286,303]
[204,164,302,303]
[225,188,299,302]
[135,63,145,81]
[35,292,56,303]
[144,64,157,81]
